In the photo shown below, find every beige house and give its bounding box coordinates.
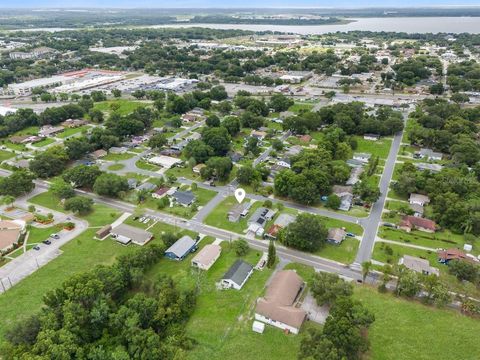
[0,220,26,252]
[255,270,306,334]
[191,244,222,271]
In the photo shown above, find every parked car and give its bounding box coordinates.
[33,245,40,251]
[50,234,60,239]
[43,240,51,245]
[346,232,355,237]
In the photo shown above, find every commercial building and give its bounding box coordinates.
[0,219,26,252]
[148,155,182,169]
[255,270,306,334]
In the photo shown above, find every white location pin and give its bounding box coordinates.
[234,188,246,204]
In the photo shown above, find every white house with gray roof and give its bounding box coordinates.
[221,259,254,290]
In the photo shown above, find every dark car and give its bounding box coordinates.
[43,240,51,245]
[33,245,40,251]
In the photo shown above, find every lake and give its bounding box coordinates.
[151,17,480,34]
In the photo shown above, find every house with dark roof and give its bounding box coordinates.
[171,190,196,207]
[255,270,306,334]
[228,202,252,222]
[136,182,157,192]
[152,186,170,199]
[165,235,197,261]
[221,259,254,290]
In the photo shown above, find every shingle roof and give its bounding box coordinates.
[255,270,306,329]
[191,244,221,267]
[222,259,253,286]
[111,224,153,245]
[165,235,196,258]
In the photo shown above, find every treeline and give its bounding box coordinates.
[408,99,480,165]
[283,102,404,136]
[2,244,197,359]
[188,15,343,26]
[447,60,480,92]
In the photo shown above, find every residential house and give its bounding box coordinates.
[346,159,365,168]
[364,134,380,141]
[248,207,276,236]
[170,140,188,151]
[165,235,197,261]
[149,155,182,168]
[61,118,88,128]
[276,158,291,169]
[0,219,26,252]
[327,228,347,245]
[353,153,371,164]
[437,248,476,264]
[228,202,252,222]
[409,193,430,207]
[111,224,153,246]
[265,213,296,239]
[92,149,107,159]
[416,148,443,161]
[332,185,354,211]
[127,178,138,189]
[297,134,312,143]
[399,255,439,276]
[415,163,443,173]
[221,259,254,290]
[285,145,303,157]
[191,244,221,270]
[251,130,267,141]
[171,190,196,207]
[399,216,436,233]
[229,152,243,163]
[346,167,364,186]
[39,125,64,137]
[193,163,206,174]
[255,270,306,334]
[409,203,424,217]
[109,146,128,154]
[136,182,157,192]
[152,186,170,199]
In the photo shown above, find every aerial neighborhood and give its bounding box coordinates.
[0,6,479,360]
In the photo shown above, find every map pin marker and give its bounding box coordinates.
[234,188,246,204]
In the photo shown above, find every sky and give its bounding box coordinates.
[2,0,480,8]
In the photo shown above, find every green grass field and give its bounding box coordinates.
[135,159,161,171]
[353,136,393,159]
[107,163,126,171]
[103,152,135,161]
[0,150,14,162]
[31,138,55,147]
[56,126,88,139]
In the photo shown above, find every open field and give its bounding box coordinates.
[93,99,149,116]
[0,150,14,162]
[103,152,135,161]
[353,136,393,159]
[56,126,89,139]
[31,137,55,148]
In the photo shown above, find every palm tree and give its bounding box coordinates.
[3,195,15,209]
[361,261,372,282]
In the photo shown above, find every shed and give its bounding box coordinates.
[95,225,111,240]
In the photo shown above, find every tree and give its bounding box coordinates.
[326,194,341,210]
[65,137,92,160]
[64,196,93,215]
[353,181,381,204]
[0,170,35,197]
[448,260,479,283]
[237,164,260,185]
[204,157,233,181]
[267,240,276,268]
[29,146,69,178]
[63,165,102,189]
[2,195,15,208]
[361,261,372,282]
[89,108,104,123]
[93,173,129,198]
[112,89,122,98]
[278,213,327,252]
[50,180,75,199]
[311,272,353,306]
[184,140,214,164]
[272,138,284,151]
[396,269,421,298]
[202,127,231,156]
[222,116,241,136]
[148,133,167,150]
[244,136,260,156]
[232,239,249,256]
[268,93,294,112]
[206,114,220,127]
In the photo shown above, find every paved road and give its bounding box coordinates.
[0,186,88,294]
[353,111,408,266]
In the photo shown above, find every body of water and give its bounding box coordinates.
[151,17,480,34]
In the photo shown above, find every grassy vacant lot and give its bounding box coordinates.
[93,99,148,116]
[31,137,55,148]
[288,102,314,113]
[355,286,480,360]
[316,237,360,264]
[107,163,125,171]
[372,241,438,266]
[135,159,161,171]
[166,166,202,181]
[353,136,393,159]
[378,226,476,254]
[285,263,480,360]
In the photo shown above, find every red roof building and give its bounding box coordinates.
[437,248,476,264]
[399,216,436,233]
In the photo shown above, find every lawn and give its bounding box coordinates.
[3,141,26,151]
[31,137,55,148]
[166,166,202,181]
[315,237,360,264]
[56,126,88,139]
[204,196,264,234]
[0,149,14,162]
[108,163,125,171]
[136,159,161,171]
[353,136,393,159]
[288,102,314,113]
[103,152,135,161]
[372,241,438,266]
[93,99,149,116]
